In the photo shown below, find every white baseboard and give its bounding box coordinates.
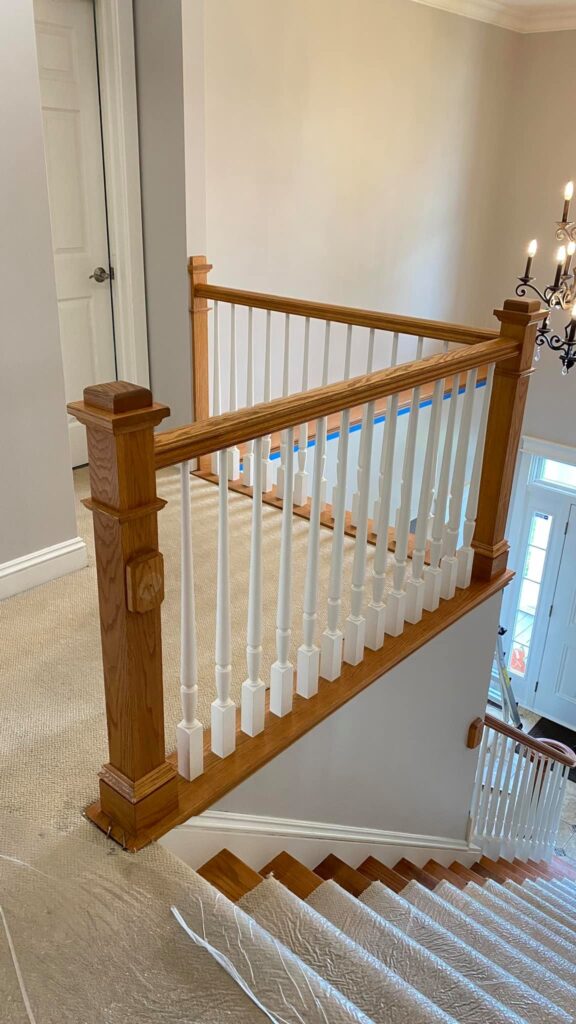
[160,810,479,874]
[0,536,88,600]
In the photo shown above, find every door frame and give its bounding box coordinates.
[93,0,149,386]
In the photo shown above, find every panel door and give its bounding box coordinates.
[534,504,576,728]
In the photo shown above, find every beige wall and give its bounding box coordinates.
[0,0,78,566]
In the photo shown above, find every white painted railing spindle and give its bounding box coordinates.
[373,333,399,530]
[241,307,255,486]
[176,461,203,780]
[293,318,310,507]
[276,314,291,499]
[423,372,460,611]
[365,387,399,649]
[211,449,236,757]
[297,417,327,697]
[270,427,295,715]
[344,401,375,664]
[441,368,478,600]
[241,436,265,736]
[321,406,351,680]
[261,310,273,492]
[405,377,444,624]
[457,364,495,589]
[210,300,221,474]
[227,304,240,480]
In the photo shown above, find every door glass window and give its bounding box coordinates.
[509,511,552,677]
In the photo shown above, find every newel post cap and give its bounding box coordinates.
[67,381,170,432]
[494,298,548,328]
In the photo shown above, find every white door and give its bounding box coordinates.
[534,504,576,728]
[34,0,117,467]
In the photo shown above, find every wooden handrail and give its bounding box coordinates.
[484,713,576,767]
[193,281,498,345]
[153,336,519,469]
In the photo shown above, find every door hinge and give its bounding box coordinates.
[109,265,115,281]
[565,519,569,535]
[535,680,540,693]
[549,603,554,618]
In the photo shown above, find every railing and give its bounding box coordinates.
[467,714,576,861]
[68,291,545,850]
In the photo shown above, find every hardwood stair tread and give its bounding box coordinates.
[392,858,438,890]
[314,854,374,896]
[479,856,527,883]
[549,857,576,881]
[509,858,546,880]
[356,856,409,893]
[261,851,324,900]
[197,848,263,902]
[423,859,468,889]
[449,861,487,886]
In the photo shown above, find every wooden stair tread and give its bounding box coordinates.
[261,851,323,900]
[314,854,373,896]
[357,856,409,893]
[449,861,487,886]
[479,856,526,883]
[423,860,468,889]
[393,858,438,890]
[198,848,263,902]
[509,858,546,880]
[549,857,576,881]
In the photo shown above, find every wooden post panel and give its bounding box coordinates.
[189,255,213,472]
[68,381,178,845]
[472,298,546,581]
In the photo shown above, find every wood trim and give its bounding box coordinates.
[467,717,484,749]
[484,712,576,767]
[194,282,498,345]
[189,255,212,472]
[153,338,519,468]
[85,571,513,849]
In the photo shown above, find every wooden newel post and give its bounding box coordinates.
[472,298,546,581]
[189,255,213,472]
[68,382,178,848]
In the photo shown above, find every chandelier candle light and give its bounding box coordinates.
[517,180,576,374]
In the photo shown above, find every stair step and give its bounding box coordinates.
[392,858,438,890]
[261,851,323,900]
[314,854,373,896]
[448,861,487,885]
[479,856,526,883]
[527,858,560,878]
[510,858,547,880]
[550,856,576,881]
[423,859,468,889]
[197,848,263,902]
[356,856,409,893]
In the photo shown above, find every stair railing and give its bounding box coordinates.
[467,713,576,861]
[68,296,544,850]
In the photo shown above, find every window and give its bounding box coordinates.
[508,511,552,678]
[537,459,576,490]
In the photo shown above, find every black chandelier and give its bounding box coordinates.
[516,181,576,375]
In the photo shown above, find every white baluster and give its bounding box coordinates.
[510,747,535,856]
[297,417,327,697]
[227,304,240,480]
[319,322,331,507]
[475,727,500,842]
[547,765,568,858]
[541,763,562,859]
[485,731,507,846]
[404,376,444,624]
[270,427,295,716]
[533,757,555,857]
[321,408,351,680]
[293,318,310,507]
[456,364,495,589]
[386,360,422,637]
[373,332,399,530]
[276,314,291,499]
[440,368,478,600]
[343,401,375,664]
[468,724,489,842]
[493,736,515,854]
[241,308,255,486]
[365,387,399,650]
[502,742,528,857]
[423,372,460,611]
[176,461,204,780]
[261,310,273,492]
[210,301,221,474]
[211,448,236,757]
[518,754,538,856]
[241,437,265,736]
[390,337,424,537]
[351,329,377,529]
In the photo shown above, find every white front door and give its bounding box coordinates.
[534,504,576,728]
[34,0,117,467]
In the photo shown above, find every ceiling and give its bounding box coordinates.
[412,0,576,32]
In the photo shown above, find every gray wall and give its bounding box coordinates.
[0,0,78,565]
[133,0,192,427]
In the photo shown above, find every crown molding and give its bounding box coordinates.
[411,0,576,33]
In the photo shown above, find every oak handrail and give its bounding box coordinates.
[153,336,519,469]
[484,712,576,768]
[194,282,498,346]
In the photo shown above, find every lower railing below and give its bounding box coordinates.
[468,714,575,862]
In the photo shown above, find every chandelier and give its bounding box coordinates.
[516,181,576,375]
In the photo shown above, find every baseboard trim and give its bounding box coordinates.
[0,536,88,600]
[160,810,479,872]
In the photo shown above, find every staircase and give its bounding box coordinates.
[187,847,576,1023]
